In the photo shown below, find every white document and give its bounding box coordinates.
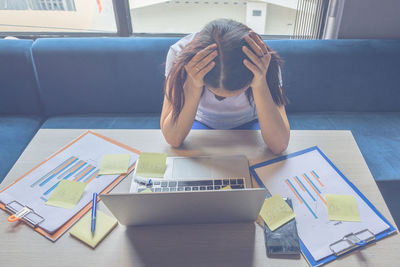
[0,131,139,234]
[252,148,389,261]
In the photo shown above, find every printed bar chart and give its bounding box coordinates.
[30,156,77,187]
[286,178,318,219]
[41,158,100,197]
[283,170,328,219]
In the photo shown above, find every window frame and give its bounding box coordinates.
[0,0,318,40]
[0,0,131,39]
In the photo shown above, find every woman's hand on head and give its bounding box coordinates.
[184,43,218,89]
[242,32,271,88]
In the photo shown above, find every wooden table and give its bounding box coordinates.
[0,129,398,267]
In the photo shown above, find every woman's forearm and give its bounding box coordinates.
[252,81,290,154]
[161,82,202,147]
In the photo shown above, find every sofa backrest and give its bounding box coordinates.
[28,38,400,115]
[0,39,43,115]
[268,39,400,112]
[32,37,177,116]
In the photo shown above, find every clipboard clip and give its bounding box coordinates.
[329,229,375,256]
[8,206,31,222]
[5,201,44,227]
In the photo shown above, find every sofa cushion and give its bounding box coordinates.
[268,40,400,113]
[0,39,42,115]
[0,116,43,184]
[288,112,400,181]
[41,115,227,130]
[32,37,178,116]
[41,115,261,130]
[31,38,400,116]
[41,114,161,129]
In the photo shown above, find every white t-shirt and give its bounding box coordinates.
[165,33,281,129]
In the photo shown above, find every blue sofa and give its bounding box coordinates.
[1,38,399,187]
[0,39,44,184]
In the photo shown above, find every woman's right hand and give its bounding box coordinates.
[184,43,218,89]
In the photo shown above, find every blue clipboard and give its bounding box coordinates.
[250,146,397,267]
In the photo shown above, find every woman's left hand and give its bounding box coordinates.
[242,31,271,88]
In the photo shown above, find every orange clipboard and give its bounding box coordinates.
[0,130,140,241]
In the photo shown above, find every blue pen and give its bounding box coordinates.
[91,192,97,236]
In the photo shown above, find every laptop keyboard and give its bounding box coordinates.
[137,178,245,193]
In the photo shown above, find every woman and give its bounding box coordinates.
[161,19,290,154]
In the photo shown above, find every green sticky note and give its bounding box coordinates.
[99,154,131,175]
[69,210,118,248]
[326,194,361,222]
[46,180,87,209]
[135,152,167,178]
[259,194,296,231]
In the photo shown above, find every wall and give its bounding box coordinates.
[131,1,247,34]
[265,3,296,35]
[338,0,400,39]
[246,1,267,34]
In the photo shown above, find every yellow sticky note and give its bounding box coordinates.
[135,152,167,178]
[259,194,295,231]
[221,185,232,190]
[69,210,118,248]
[46,180,87,209]
[326,194,361,222]
[99,154,131,175]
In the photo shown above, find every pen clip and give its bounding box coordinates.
[134,175,152,185]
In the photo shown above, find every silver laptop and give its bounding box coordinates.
[101,155,267,226]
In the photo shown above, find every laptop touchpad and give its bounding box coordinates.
[171,156,250,179]
[172,158,212,179]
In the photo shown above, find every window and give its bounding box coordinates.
[252,10,262,16]
[0,0,29,10]
[292,0,330,39]
[130,0,299,37]
[0,0,329,38]
[0,0,75,11]
[0,0,116,33]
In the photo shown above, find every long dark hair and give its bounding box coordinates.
[165,19,288,122]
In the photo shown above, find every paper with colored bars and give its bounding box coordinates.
[0,131,139,235]
[251,148,390,262]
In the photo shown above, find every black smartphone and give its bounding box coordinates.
[264,198,301,259]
